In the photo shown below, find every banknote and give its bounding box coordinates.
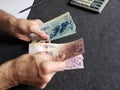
[30,12,76,42]
[65,54,84,70]
[29,38,85,60]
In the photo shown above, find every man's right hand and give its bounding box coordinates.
[0,52,65,89]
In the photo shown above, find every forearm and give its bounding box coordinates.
[0,60,18,90]
[0,9,17,32]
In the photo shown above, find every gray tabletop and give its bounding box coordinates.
[0,0,120,90]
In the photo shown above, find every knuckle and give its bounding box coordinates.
[35,19,43,23]
[40,62,51,74]
[29,25,34,31]
[30,54,35,59]
[28,54,36,61]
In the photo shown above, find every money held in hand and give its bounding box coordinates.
[29,38,85,70]
[30,12,76,42]
[29,38,84,59]
[29,12,85,70]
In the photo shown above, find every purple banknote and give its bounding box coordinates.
[65,54,84,70]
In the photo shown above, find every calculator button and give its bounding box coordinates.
[70,0,109,13]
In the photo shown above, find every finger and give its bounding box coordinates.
[29,19,49,40]
[34,73,55,89]
[21,36,31,42]
[21,38,31,42]
[40,72,56,84]
[52,54,66,61]
[37,30,50,40]
[35,19,43,25]
[29,19,43,25]
[49,61,65,72]
[17,34,31,42]
[30,26,49,40]
[39,83,47,89]
[35,82,47,89]
[44,39,51,43]
[40,61,65,74]
[58,54,66,61]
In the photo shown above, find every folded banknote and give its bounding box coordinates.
[29,38,85,60]
[30,12,76,42]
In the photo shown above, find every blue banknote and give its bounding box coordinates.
[30,12,76,42]
[39,12,76,40]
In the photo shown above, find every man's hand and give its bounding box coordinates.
[0,53,65,89]
[9,19,49,41]
[0,10,49,41]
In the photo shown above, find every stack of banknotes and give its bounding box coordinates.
[29,12,85,70]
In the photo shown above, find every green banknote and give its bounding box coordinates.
[30,12,76,42]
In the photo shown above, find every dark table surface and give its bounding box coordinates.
[0,0,120,90]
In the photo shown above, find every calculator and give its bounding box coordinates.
[70,0,109,13]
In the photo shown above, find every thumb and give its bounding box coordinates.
[17,34,31,42]
[30,26,49,40]
[52,54,66,61]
